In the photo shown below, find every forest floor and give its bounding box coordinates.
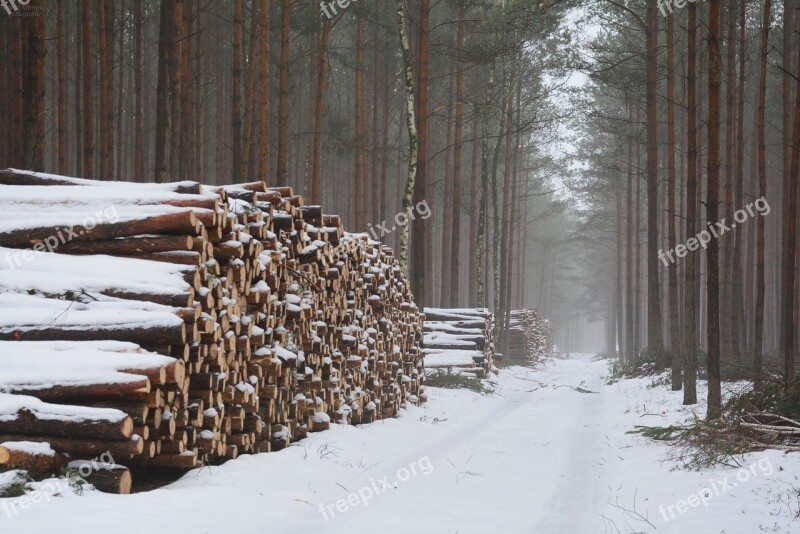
[3,353,800,533]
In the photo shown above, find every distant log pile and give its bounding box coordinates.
[422,308,496,377]
[507,309,554,362]
[0,169,425,490]
[422,308,554,375]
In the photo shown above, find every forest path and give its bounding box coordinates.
[273,351,613,533]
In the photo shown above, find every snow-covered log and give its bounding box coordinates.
[0,170,425,484]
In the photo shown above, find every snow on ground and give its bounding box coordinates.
[2,352,799,533]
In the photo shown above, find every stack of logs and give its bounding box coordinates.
[507,309,554,362]
[0,169,425,491]
[422,308,496,378]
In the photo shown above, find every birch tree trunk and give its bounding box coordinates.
[395,0,418,275]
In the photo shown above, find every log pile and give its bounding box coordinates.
[0,168,425,487]
[507,309,554,362]
[422,308,496,377]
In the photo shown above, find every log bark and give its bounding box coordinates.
[0,323,187,347]
[0,409,134,440]
[70,462,132,494]
[0,435,145,459]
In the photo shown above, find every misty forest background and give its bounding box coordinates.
[2,0,800,417]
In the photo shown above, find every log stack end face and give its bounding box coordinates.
[0,169,425,489]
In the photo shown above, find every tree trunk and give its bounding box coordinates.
[469,101,480,307]
[177,0,192,181]
[646,0,664,371]
[57,0,67,175]
[755,0,772,390]
[81,0,94,177]
[21,0,46,171]
[498,75,515,352]
[707,0,723,420]
[155,0,175,183]
[133,0,144,181]
[256,0,271,183]
[450,7,466,307]
[785,14,800,382]
[626,100,635,364]
[277,0,291,183]
[722,0,737,363]
[395,0,418,275]
[684,2,699,405]
[410,0,430,304]
[242,1,260,181]
[440,73,454,307]
[98,0,114,180]
[231,0,243,183]
[310,16,331,204]
[666,10,681,389]
[354,10,366,230]
[732,0,746,359]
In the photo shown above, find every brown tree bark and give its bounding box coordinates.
[440,73,454,307]
[450,7,466,307]
[309,16,331,204]
[731,0,746,358]
[133,0,144,181]
[354,10,366,230]
[98,0,114,180]
[81,0,94,177]
[231,0,243,183]
[784,16,800,382]
[370,11,381,224]
[646,0,664,371]
[56,0,67,175]
[707,0,723,420]
[115,1,125,180]
[73,3,83,176]
[242,1,260,181]
[684,2,699,405]
[256,0,271,183]
[411,0,430,305]
[666,10,681,390]
[626,100,635,364]
[755,0,772,390]
[277,0,291,183]
[469,102,480,307]
[154,0,175,183]
[177,0,192,181]
[498,75,515,349]
[722,0,737,362]
[10,21,23,169]
[21,0,46,171]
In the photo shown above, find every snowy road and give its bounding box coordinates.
[3,352,800,533]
